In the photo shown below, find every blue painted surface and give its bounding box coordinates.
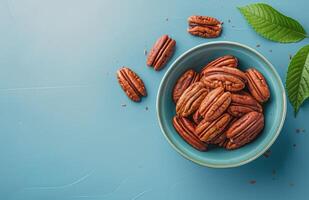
[0,0,308,199]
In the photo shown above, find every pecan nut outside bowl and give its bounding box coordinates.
[156,41,286,168]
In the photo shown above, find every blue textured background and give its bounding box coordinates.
[0,0,308,199]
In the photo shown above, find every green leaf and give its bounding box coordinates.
[238,3,307,43]
[286,45,309,115]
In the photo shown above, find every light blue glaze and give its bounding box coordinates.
[0,0,309,199]
[157,41,286,168]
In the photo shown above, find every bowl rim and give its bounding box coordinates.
[156,41,287,168]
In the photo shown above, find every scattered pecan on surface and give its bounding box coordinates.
[147,34,176,71]
[187,16,222,38]
[117,67,147,102]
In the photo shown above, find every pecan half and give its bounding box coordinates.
[147,35,176,71]
[176,82,209,117]
[245,68,270,103]
[188,16,222,38]
[173,69,200,103]
[173,116,207,151]
[227,91,263,117]
[198,87,231,121]
[226,112,264,149]
[201,66,247,92]
[201,55,238,74]
[195,113,231,143]
[117,67,147,102]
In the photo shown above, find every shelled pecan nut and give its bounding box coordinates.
[201,55,238,74]
[173,116,207,151]
[245,68,270,103]
[198,87,231,121]
[187,16,222,38]
[195,113,231,143]
[226,112,264,149]
[147,35,176,71]
[117,67,147,102]
[227,91,263,117]
[176,82,209,117]
[201,66,247,92]
[173,69,200,103]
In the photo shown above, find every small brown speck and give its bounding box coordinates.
[145,106,149,111]
[263,150,271,158]
[249,180,256,184]
[121,104,127,107]
[232,25,235,28]
[293,144,297,148]
[269,49,272,52]
[256,44,261,48]
[228,19,231,23]
[289,182,294,187]
[272,169,276,175]
[296,128,301,133]
[165,18,169,21]
[289,54,293,60]
[144,49,147,56]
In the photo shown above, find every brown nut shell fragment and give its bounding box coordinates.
[173,116,207,151]
[147,35,176,71]
[117,67,147,102]
[195,113,231,143]
[201,67,247,92]
[226,112,264,149]
[188,16,222,38]
[198,87,231,121]
[245,68,270,103]
[173,69,200,103]
[201,55,238,74]
[227,91,263,117]
[176,82,209,117]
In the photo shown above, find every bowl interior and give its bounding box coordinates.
[157,41,286,168]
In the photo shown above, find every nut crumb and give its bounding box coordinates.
[144,49,148,56]
[256,44,261,48]
[293,144,297,148]
[263,150,271,158]
[272,169,276,175]
[121,104,127,107]
[228,19,231,23]
[165,18,169,21]
[296,128,301,133]
[249,180,256,184]
[145,106,149,111]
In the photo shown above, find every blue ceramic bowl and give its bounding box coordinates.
[156,41,286,168]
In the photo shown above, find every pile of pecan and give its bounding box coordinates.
[172,55,270,151]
